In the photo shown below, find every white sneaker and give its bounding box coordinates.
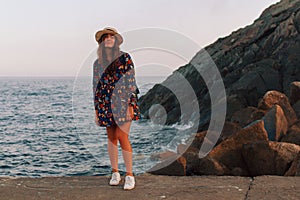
[109,172,121,186]
[124,175,135,190]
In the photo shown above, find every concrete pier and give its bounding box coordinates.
[0,173,299,200]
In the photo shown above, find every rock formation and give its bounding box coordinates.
[143,0,300,177]
[139,0,300,129]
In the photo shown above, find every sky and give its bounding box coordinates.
[0,0,280,77]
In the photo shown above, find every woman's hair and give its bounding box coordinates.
[97,33,122,74]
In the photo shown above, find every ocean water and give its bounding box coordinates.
[0,76,195,177]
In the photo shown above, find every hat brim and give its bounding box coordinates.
[95,29,123,45]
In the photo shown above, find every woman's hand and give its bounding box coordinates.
[126,105,134,120]
[95,111,100,126]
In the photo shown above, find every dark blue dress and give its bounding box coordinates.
[93,51,141,127]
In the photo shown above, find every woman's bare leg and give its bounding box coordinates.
[106,125,119,173]
[116,121,133,176]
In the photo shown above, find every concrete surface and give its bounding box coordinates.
[0,173,299,200]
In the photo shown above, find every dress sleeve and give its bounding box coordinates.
[124,53,140,106]
[93,59,100,110]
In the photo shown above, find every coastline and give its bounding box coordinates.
[0,173,299,200]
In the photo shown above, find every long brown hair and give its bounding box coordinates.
[97,33,123,74]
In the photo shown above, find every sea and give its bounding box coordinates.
[0,76,195,177]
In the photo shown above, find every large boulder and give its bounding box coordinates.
[262,104,288,141]
[231,107,266,127]
[149,130,207,176]
[181,131,207,174]
[281,120,300,145]
[289,81,300,105]
[242,141,300,176]
[216,121,242,145]
[183,122,241,154]
[293,100,300,119]
[185,131,207,150]
[285,152,300,176]
[226,94,248,120]
[181,146,201,175]
[182,122,241,175]
[147,154,186,176]
[191,156,229,175]
[258,90,297,126]
[207,120,268,176]
[228,64,281,108]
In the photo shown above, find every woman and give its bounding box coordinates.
[93,27,141,190]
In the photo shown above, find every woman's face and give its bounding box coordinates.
[103,33,116,48]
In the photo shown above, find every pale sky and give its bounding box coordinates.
[0,0,280,77]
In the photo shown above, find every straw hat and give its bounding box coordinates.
[95,27,123,45]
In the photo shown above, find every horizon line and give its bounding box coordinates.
[0,75,167,78]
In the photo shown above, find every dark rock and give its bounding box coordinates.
[208,120,268,176]
[192,156,229,175]
[242,141,300,176]
[216,121,242,145]
[182,131,210,173]
[181,146,200,175]
[139,83,181,125]
[147,154,186,176]
[184,131,207,151]
[281,120,300,145]
[258,90,297,126]
[226,94,248,120]
[293,100,300,119]
[290,82,300,105]
[182,122,241,175]
[228,63,281,107]
[295,8,300,33]
[263,105,288,141]
[231,107,266,127]
[285,152,300,176]
[260,0,299,19]
[231,167,245,176]
[182,136,226,176]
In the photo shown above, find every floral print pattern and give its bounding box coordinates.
[93,51,141,127]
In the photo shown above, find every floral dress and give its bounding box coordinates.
[93,51,141,127]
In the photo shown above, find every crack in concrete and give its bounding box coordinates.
[244,177,254,200]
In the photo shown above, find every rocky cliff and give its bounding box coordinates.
[139,0,300,130]
[140,0,300,176]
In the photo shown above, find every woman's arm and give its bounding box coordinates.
[124,53,140,107]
